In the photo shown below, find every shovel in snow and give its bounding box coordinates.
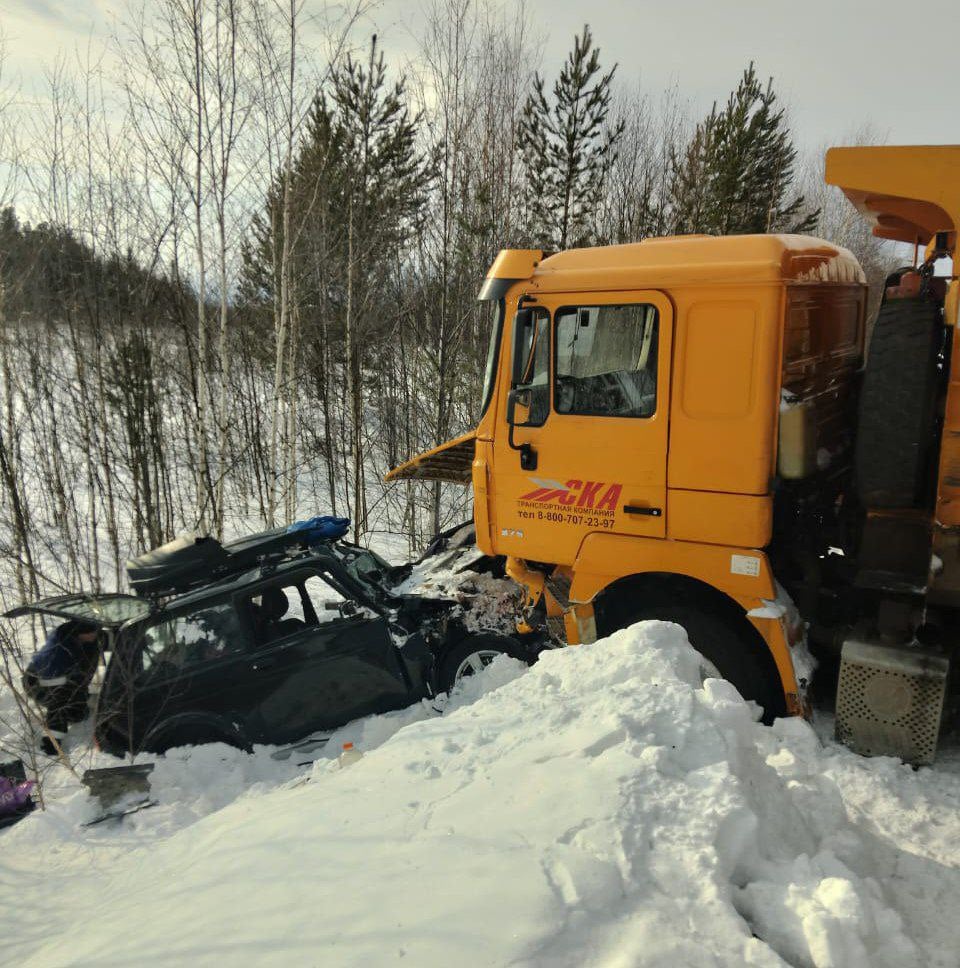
[82,763,157,826]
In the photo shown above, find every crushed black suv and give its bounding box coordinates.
[6,524,535,756]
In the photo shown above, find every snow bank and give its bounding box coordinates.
[6,622,960,967]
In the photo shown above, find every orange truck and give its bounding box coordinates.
[388,145,960,765]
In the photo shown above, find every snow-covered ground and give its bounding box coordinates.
[4,622,960,967]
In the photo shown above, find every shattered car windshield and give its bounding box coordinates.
[334,547,394,597]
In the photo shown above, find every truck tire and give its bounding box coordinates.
[596,597,786,724]
[856,298,944,508]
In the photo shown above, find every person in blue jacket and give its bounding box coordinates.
[22,620,101,755]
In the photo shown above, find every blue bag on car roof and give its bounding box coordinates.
[286,515,350,544]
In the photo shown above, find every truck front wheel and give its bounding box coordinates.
[595,597,786,724]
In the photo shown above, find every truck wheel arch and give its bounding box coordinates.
[592,571,789,721]
[594,571,755,632]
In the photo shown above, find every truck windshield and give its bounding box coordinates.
[479,299,505,416]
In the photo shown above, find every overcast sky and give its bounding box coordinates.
[567,0,957,147]
[371,0,960,149]
[1,0,957,151]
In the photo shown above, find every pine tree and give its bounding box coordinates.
[335,38,434,537]
[667,105,720,236]
[240,37,433,536]
[242,42,432,318]
[669,64,817,236]
[516,25,624,250]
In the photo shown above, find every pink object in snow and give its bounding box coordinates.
[0,776,36,815]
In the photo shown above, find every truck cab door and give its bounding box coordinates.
[492,290,673,564]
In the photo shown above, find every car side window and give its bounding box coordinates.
[246,582,313,646]
[302,574,348,620]
[140,603,247,677]
[279,585,308,623]
[243,573,364,647]
[555,303,659,417]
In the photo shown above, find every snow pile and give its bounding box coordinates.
[6,622,960,967]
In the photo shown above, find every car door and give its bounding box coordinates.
[125,598,260,749]
[239,570,412,744]
[492,291,674,564]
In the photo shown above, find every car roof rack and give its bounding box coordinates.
[126,520,349,599]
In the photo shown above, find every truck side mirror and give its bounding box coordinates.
[510,309,534,386]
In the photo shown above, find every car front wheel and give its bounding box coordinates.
[438,633,531,694]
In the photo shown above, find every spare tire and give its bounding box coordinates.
[856,298,944,508]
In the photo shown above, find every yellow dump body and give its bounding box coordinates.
[386,430,476,485]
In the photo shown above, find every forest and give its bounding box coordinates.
[0,0,890,605]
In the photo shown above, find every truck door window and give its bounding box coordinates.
[512,308,550,426]
[555,304,659,417]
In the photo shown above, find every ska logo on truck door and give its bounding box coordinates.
[517,478,622,529]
